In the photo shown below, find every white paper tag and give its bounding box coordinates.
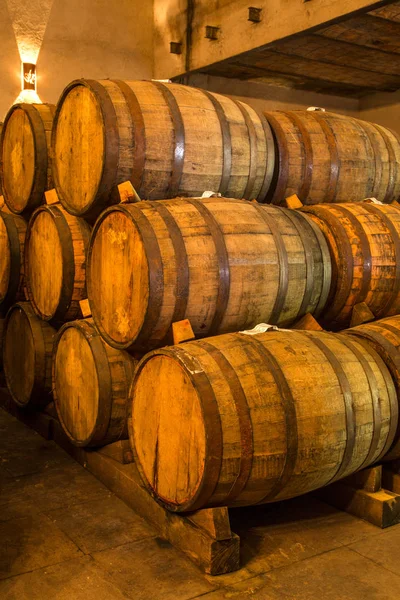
[240,323,292,335]
[201,191,222,198]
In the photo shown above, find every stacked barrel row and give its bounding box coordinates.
[2,80,400,514]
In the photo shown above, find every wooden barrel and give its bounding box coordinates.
[87,197,331,352]
[3,302,56,408]
[264,111,400,205]
[25,204,91,324]
[0,211,26,314]
[1,103,55,216]
[346,315,400,462]
[52,79,275,221]
[302,202,400,329]
[53,318,136,447]
[129,328,397,512]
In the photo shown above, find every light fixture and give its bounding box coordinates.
[13,61,41,105]
[21,62,36,91]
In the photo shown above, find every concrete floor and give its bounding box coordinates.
[1,408,400,600]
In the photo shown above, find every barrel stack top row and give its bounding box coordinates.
[1,80,400,221]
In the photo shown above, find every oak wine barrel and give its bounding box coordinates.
[0,211,26,313]
[3,302,56,408]
[129,328,397,512]
[302,202,400,329]
[346,314,400,461]
[52,79,275,221]
[1,103,55,216]
[264,110,400,205]
[53,318,136,447]
[25,204,91,324]
[87,197,331,352]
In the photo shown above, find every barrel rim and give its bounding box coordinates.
[3,301,50,408]
[52,318,113,447]
[1,103,50,216]
[24,204,74,323]
[51,78,115,221]
[0,212,25,312]
[87,203,152,351]
[128,345,222,513]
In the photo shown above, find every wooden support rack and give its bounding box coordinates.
[0,388,239,576]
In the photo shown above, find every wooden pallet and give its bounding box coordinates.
[0,388,239,576]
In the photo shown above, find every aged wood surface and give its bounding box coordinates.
[303,202,400,329]
[1,103,55,216]
[53,318,136,447]
[3,302,56,409]
[129,328,397,512]
[25,204,91,324]
[52,79,275,220]
[87,197,331,352]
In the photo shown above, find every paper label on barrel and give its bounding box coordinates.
[240,323,292,335]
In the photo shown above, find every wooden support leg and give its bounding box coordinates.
[382,460,400,495]
[292,313,323,331]
[315,465,400,528]
[52,419,240,575]
[350,302,375,327]
[95,440,134,464]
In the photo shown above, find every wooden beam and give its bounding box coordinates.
[154,0,395,79]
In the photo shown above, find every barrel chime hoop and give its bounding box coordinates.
[197,339,254,504]
[26,305,48,402]
[121,205,164,349]
[1,214,22,311]
[46,206,76,324]
[231,100,258,199]
[151,82,185,198]
[166,346,223,512]
[186,199,230,335]
[263,112,289,205]
[84,80,120,216]
[372,123,397,204]
[149,201,190,331]
[253,205,289,323]
[21,104,49,212]
[363,204,400,317]
[311,113,340,203]
[201,90,232,196]
[278,207,315,319]
[112,80,146,194]
[83,324,114,445]
[303,207,354,324]
[285,111,314,202]
[335,205,372,305]
[256,112,276,203]
[291,209,332,317]
[358,121,381,199]
[306,333,356,485]
[236,335,298,504]
[337,334,382,470]
[346,331,399,461]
